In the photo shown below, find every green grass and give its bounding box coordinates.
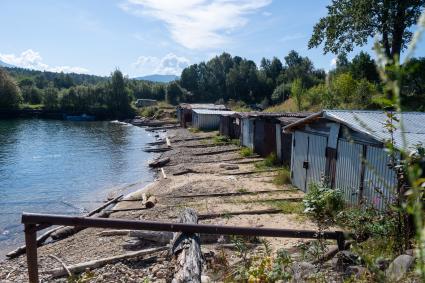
[139,106,163,118]
[188,127,200,133]
[20,103,44,110]
[262,199,304,214]
[213,135,240,146]
[254,153,280,169]
[273,167,291,185]
[239,147,254,157]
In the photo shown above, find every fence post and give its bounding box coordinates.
[24,224,39,283]
[336,231,345,251]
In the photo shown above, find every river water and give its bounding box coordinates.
[0,119,156,257]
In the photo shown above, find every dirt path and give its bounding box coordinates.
[0,127,319,282]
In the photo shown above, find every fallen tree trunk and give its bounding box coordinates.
[6,195,123,258]
[147,140,166,146]
[50,211,111,240]
[220,169,280,175]
[170,189,293,199]
[193,148,239,156]
[171,208,202,283]
[197,208,283,220]
[143,147,171,153]
[148,157,170,168]
[126,230,229,245]
[47,246,167,278]
[312,240,354,264]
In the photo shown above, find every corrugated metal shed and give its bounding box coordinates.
[283,109,425,210]
[176,104,229,128]
[285,110,425,152]
[192,109,235,130]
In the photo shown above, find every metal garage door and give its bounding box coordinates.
[291,131,327,192]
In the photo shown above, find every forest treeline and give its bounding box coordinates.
[172,51,425,111]
[0,67,168,118]
[1,49,425,118]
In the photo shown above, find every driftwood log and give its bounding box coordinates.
[170,189,295,199]
[47,246,167,278]
[197,208,284,220]
[171,208,202,283]
[143,147,171,153]
[145,196,158,209]
[193,148,239,156]
[50,210,111,240]
[6,195,123,259]
[148,157,170,168]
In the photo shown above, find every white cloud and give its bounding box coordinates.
[133,53,190,75]
[0,49,89,73]
[279,33,306,42]
[120,0,272,49]
[261,11,272,17]
[330,57,337,67]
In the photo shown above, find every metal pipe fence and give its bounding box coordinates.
[21,212,347,283]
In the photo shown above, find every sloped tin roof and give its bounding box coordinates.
[192,109,236,115]
[284,110,425,152]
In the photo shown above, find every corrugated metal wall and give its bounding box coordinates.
[363,146,397,210]
[306,134,328,188]
[292,131,308,191]
[335,140,363,205]
[193,113,221,130]
[241,118,254,149]
[276,124,282,161]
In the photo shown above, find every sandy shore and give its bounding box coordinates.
[0,127,320,282]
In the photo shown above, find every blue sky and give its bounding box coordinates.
[1,0,424,77]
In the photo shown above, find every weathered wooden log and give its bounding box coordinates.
[172,168,197,176]
[170,189,296,199]
[97,230,132,236]
[147,140,166,146]
[50,211,111,240]
[47,246,167,278]
[161,168,167,179]
[193,148,239,156]
[127,230,229,245]
[197,208,283,220]
[145,196,158,209]
[143,147,171,153]
[148,157,170,168]
[6,195,123,258]
[171,208,202,283]
[166,137,171,147]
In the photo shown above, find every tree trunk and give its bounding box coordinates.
[171,208,202,283]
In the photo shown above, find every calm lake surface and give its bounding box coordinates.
[0,119,156,257]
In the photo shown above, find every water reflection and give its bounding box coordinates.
[0,119,154,257]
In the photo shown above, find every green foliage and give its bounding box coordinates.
[336,207,397,241]
[290,78,304,111]
[228,236,293,282]
[270,200,304,214]
[239,147,254,157]
[43,84,59,110]
[271,82,290,104]
[303,182,344,230]
[273,167,291,185]
[139,106,162,118]
[0,68,22,109]
[308,0,424,58]
[255,153,279,169]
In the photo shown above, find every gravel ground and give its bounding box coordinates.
[0,127,316,282]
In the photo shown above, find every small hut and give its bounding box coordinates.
[192,109,235,131]
[176,104,228,128]
[283,110,425,209]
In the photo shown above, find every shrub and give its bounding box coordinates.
[273,167,291,185]
[303,181,344,230]
[255,153,279,169]
[336,206,397,241]
[239,147,254,157]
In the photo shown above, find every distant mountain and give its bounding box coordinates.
[134,74,179,83]
[0,60,15,68]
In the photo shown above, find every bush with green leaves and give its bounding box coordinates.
[336,206,397,241]
[303,181,344,230]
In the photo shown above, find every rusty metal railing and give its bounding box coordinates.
[21,212,347,283]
